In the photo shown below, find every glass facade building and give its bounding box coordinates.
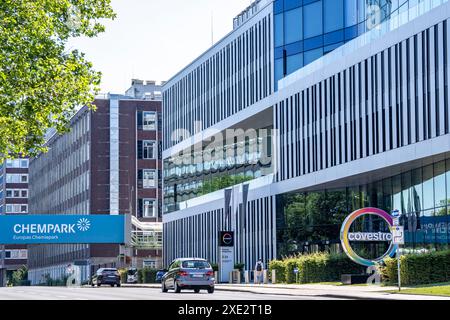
[164,129,273,213]
[163,0,450,269]
[273,0,429,87]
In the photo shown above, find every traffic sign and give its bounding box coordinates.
[392,226,405,245]
[393,217,400,226]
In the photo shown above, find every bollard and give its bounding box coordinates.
[272,269,276,284]
[235,270,241,284]
[263,270,269,284]
[214,271,218,283]
[229,271,233,284]
[244,271,250,284]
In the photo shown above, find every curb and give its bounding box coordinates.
[119,283,389,300]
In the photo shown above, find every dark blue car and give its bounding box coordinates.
[155,269,167,283]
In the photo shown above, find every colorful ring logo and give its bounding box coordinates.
[340,207,398,267]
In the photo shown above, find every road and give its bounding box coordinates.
[0,286,344,300]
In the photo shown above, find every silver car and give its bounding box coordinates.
[161,258,215,294]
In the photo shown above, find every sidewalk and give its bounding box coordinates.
[121,283,450,300]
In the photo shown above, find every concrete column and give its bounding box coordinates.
[272,269,276,284]
[263,270,269,284]
[244,271,250,284]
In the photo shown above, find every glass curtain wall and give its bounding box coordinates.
[277,158,450,257]
[273,0,433,88]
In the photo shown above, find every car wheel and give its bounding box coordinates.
[97,282,101,287]
[110,284,114,287]
[161,281,168,293]
[91,282,95,287]
[194,289,200,293]
[207,287,215,294]
[174,282,181,293]
[117,283,121,287]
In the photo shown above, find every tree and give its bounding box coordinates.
[0,0,116,159]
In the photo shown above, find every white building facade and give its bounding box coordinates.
[163,0,450,270]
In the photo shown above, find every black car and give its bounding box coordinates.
[91,268,121,287]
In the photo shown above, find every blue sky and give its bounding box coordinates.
[67,0,251,93]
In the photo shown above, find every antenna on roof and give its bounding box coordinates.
[210,10,214,46]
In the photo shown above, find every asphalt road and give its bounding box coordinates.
[0,286,344,300]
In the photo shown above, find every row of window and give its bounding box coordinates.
[5,189,28,198]
[276,20,450,182]
[5,204,28,214]
[163,12,273,149]
[6,174,28,184]
[4,159,29,169]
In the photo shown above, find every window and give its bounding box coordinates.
[284,7,303,44]
[5,204,27,213]
[143,169,157,189]
[304,1,323,39]
[142,199,156,218]
[6,159,28,168]
[143,260,157,269]
[141,141,156,159]
[6,189,28,198]
[324,0,344,33]
[143,112,157,131]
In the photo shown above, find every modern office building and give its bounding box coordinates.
[27,81,164,284]
[0,158,29,286]
[163,0,450,270]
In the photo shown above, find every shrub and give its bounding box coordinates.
[138,268,158,284]
[11,265,28,286]
[268,260,286,283]
[379,250,450,286]
[118,268,128,283]
[234,263,245,271]
[269,253,364,284]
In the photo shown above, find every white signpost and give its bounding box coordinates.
[391,210,403,291]
[392,226,405,245]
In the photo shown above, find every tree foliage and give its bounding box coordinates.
[0,0,116,159]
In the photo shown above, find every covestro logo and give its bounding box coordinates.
[340,207,398,267]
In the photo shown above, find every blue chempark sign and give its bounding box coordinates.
[0,215,130,245]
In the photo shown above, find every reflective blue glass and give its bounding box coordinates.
[274,0,284,14]
[285,0,303,11]
[286,53,304,74]
[304,1,323,38]
[345,0,358,27]
[275,58,284,89]
[324,0,344,33]
[304,47,323,65]
[324,42,344,54]
[284,7,303,44]
[304,35,323,51]
[324,30,344,46]
[285,41,304,56]
[274,13,284,47]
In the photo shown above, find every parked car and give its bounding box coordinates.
[161,258,215,294]
[155,269,167,283]
[91,268,121,287]
[127,268,138,284]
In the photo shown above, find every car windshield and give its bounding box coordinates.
[182,260,211,269]
[103,269,117,274]
[128,269,137,275]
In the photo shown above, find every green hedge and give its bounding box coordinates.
[269,253,364,284]
[379,250,450,286]
[138,268,158,284]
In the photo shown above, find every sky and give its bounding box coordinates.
[67,0,252,94]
